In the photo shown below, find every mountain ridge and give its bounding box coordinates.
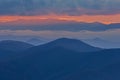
[28,38,101,53]
[0,40,34,52]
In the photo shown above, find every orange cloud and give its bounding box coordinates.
[0,14,120,25]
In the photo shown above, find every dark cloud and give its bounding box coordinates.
[0,0,120,15]
[0,22,120,32]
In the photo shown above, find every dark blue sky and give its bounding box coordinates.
[0,0,120,15]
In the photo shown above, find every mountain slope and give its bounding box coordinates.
[0,40,34,52]
[0,48,120,80]
[83,38,120,48]
[27,38,47,45]
[0,40,34,62]
[0,48,17,62]
[30,38,101,52]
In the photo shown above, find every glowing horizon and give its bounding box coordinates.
[0,14,120,25]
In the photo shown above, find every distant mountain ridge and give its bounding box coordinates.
[0,40,34,52]
[29,38,101,52]
[27,38,47,45]
[82,38,120,48]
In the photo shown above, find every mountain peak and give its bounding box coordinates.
[33,38,101,52]
[54,38,78,42]
[48,38,87,46]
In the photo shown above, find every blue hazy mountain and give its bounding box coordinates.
[0,38,120,80]
[0,40,34,62]
[27,38,48,45]
[82,38,120,48]
[0,40,34,52]
[29,38,101,52]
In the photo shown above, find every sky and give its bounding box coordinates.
[0,0,120,24]
[0,0,120,44]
